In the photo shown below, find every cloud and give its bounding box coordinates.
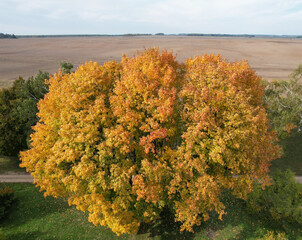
[1,0,302,34]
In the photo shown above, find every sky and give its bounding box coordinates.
[1,0,302,35]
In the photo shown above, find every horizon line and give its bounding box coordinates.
[11,33,302,39]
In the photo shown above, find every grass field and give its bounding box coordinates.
[0,183,301,240]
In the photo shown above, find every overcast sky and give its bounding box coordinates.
[1,0,302,35]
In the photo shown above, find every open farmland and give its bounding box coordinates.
[1,36,302,88]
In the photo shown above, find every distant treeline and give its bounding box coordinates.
[0,33,17,39]
[15,33,302,39]
[16,34,154,38]
[178,33,302,38]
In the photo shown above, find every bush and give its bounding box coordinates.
[246,169,302,224]
[60,62,74,74]
[0,185,17,220]
[261,230,288,240]
[0,229,6,240]
[20,48,280,235]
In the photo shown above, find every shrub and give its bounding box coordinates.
[0,185,17,220]
[0,229,6,240]
[246,169,302,225]
[60,62,74,74]
[261,230,288,240]
[20,48,280,235]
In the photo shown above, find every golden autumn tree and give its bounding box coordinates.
[20,48,280,235]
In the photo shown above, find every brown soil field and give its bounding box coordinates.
[1,36,302,88]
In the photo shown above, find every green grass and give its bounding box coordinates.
[270,133,302,175]
[0,183,301,240]
[0,156,25,174]
[1,184,129,240]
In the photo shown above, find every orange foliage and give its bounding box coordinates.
[20,48,280,235]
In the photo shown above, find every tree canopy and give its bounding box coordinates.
[20,48,280,235]
[264,65,302,138]
[0,71,49,156]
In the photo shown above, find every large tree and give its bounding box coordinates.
[264,65,302,137]
[0,71,49,156]
[20,49,280,235]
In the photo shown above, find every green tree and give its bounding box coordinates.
[0,79,25,155]
[60,62,74,74]
[264,65,302,137]
[247,169,302,225]
[0,71,49,156]
[15,71,50,147]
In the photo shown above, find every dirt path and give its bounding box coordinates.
[295,176,302,184]
[1,172,302,184]
[0,172,33,183]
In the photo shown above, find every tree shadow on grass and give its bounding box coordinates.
[1,183,69,228]
[270,133,302,175]
[6,231,57,240]
[205,191,302,240]
[234,210,302,240]
[137,207,207,240]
